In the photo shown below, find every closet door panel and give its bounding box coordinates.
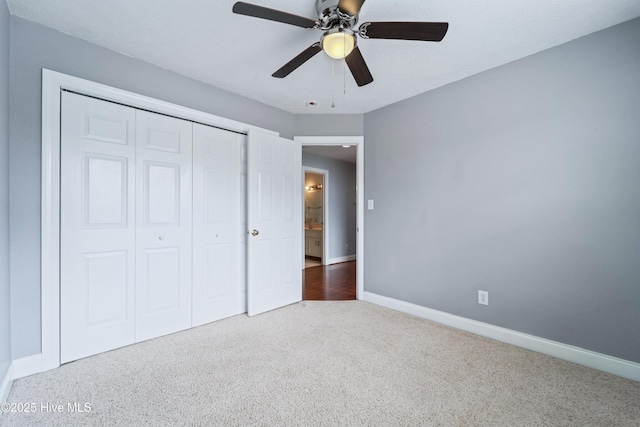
[192,124,244,326]
[238,140,248,312]
[60,92,136,363]
[135,110,193,342]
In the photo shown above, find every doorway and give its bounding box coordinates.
[298,138,363,301]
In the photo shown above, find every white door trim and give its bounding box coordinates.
[294,136,364,301]
[302,166,330,266]
[41,69,278,373]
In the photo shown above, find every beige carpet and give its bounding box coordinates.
[2,301,639,426]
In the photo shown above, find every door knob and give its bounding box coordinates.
[250,229,259,236]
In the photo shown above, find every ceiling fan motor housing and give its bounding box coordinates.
[315,0,358,30]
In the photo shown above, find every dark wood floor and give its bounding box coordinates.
[303,261,356,300]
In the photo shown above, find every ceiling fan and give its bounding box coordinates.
[232,0,449,87]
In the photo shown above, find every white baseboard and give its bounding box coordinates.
[12,353,44,379]
[363,292,640,382]
[326,255,356,265]
[0,363,13,404]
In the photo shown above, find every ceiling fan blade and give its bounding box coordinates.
[272,43,322,78]
[232,2,317,29]
[345,46,373,87]
[337,0,366,17]
[359,21,449,42]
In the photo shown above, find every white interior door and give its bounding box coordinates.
[60,91,136,363]
[192,124,245,326]
[135,110,193,342]
[247,130,302,316]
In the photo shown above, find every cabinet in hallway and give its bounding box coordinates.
[305,229,323,258]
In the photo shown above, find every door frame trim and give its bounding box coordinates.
[41,69,278,373]
[295,136,364,300]
[302,166,329,266]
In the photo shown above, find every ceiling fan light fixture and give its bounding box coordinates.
[321,30,355,59]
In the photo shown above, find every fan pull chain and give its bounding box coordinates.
[343,32,347,95]
[344,56,347,95]
[331,59,335,108]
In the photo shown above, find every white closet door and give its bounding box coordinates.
[60,92,136,363]
[238,138,248,313]
[192,124,244,326]
[135,110,193,342]
[247,130,302,316]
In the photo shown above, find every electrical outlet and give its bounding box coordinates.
[478,290,489,305]
[345,243,349,250]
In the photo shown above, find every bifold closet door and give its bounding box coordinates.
[192,124,245,326]
[60,91,137,363]
[135,110,193,342]
[61,94,194,361]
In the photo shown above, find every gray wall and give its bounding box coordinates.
[1,0,12,380]
[364,18,640,363]
[302,153,356,261]
[8,16,296,359]
[295,114,363,136]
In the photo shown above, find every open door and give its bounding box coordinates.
[247,130,302,316]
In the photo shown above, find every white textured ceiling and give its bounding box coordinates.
[7,0,640,114]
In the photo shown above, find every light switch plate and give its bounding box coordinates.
[367,199,374,210]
